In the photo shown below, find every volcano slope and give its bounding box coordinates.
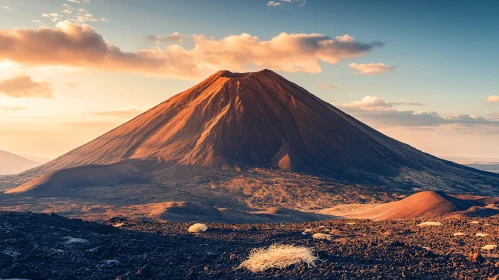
[2,69,499,222]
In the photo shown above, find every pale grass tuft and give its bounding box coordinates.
[238,244,317,272]
[481,245,497,250]
[188,223,208,233]
[64,237,89,244]
[303,228,314,233]
[312,233,332,241]
[417,221,442,227]
[453,232,467,237]
[475,232,489,237]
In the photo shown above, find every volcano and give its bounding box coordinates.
[3,70,499,221]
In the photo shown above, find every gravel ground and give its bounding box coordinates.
[1,211,499,279]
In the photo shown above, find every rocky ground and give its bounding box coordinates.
[2,211,499,279]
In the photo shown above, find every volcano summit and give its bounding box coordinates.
[2,70,499,222]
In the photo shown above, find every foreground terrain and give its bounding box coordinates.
[2,211,499,279]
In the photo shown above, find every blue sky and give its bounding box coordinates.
[0,0,498,160]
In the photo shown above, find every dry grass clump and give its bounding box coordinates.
[238,244,317,272]
[312,233,332,241]
[417,221,442,227]
[481,245,497,250]
[188,223,208,233]
[475,232,489,237]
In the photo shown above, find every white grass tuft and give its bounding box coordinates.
[188,223,208,233]
[238,244,317,272]
[481,245,497,250]
[417,221,442,227]
[475,232,489,237]
[112,222,125,228]
[470,221,480,224]
[64,237,89,244]
[453,232,467,237]
[312,233,332,241]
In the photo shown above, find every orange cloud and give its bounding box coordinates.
[348,63,394,75]
[485,95,499,102]
[0,21,383,79]
[0,76,53,98]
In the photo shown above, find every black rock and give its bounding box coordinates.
[0,256,13,269]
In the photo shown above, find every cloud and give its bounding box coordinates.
[342,96,392,110]
[42,13,63,22]
[147,32,182,44]
[268,0,306,7]
[0,76,53,98]
[74,8,98,22]
[486,95,499,103]
[0,22,383,79]
[318,83,339,90]
[391,102,424,106]
[30,20,45,26]
[67,0,90,3]
[0,106,27,111]
[348,63,394,75]
[66,82,78,88]
[339,96,499,127]
[91,106,148,118]
[4,6,12,11]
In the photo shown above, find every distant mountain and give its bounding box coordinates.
[464,163,499,173]
[0,150,41,175]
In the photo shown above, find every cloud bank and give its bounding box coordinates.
[0,21,383,79]
[340,96,499,127]
[147,32,182,44]
[0,76,53,98]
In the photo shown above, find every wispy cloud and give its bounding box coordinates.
[348,63,394,75]
[485,95,499,103]
[267,0,306,7]
[318,83,339,90]
[40,4,106,24]
[30,20,45,26]
[66,82,78,88]
[4,6,12,11]
[67,0,91,3]
[0,106,27,111]
[0,76,53,99]
[0,22,384,79]
[42,12,63,22]
[91,106,149,118]
[147,32,182,44]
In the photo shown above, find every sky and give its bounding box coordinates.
[0,0,498,161]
